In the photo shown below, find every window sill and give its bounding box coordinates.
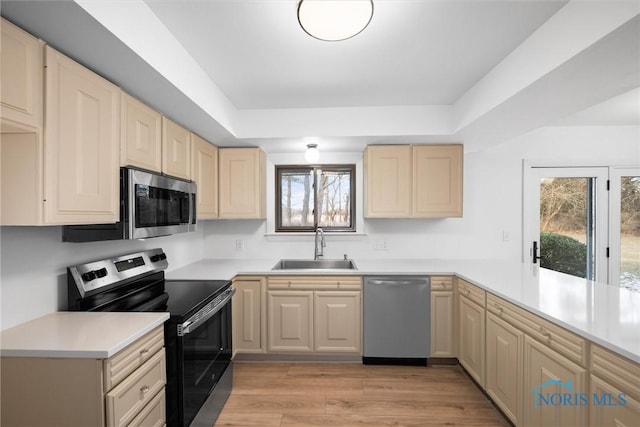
[265,232,367,242]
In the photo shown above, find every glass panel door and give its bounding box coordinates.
[609,167,640,291]
[524,167,608,282]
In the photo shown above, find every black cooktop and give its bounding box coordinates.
[163,280,231,318]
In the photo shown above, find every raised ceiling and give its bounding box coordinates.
[2,0,638,153]
[145,0,566,109]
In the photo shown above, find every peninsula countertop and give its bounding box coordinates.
[166,258,640,364]
[0,311,169,358]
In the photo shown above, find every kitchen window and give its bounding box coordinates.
[275,165,355,232]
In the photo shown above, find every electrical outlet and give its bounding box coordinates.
[373,239,388,250]
[502,231,511,242]
[235,239,245,251]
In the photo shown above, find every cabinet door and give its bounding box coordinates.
[523,335,587,427]
[412,144,463,217]
[590,374,640,427]
[120,92,161,172]
[192,134,218,219]
[1,133,43,225]
[1,18,44,132]
[314,291,361,353]
[458,295,485,386]
[162,117,191,180]
[486,312,523,425]
[267,291,313,352]
[218,147,266,219]
[430,290,455,357]
[364,145,411,217]
[232,278,265,353]
[44,46,119,224]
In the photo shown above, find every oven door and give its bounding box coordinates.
[128,168,196,239]
[173,288,234,427]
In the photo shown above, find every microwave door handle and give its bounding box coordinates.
[178,288,235,336]
[190,192,197,225]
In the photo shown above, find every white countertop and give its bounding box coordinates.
[0,312,169,358]
[166,258,640,364]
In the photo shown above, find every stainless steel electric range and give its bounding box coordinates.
[67,248,234,427]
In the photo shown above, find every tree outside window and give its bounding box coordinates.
[276,165,355,232]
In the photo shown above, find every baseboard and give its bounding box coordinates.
[428,357,459,366]
[233,352,362,363]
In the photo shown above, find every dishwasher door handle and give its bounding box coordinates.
[367,279,428,287]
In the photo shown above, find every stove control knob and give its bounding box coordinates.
[82,271,97,282]
[150,252,167,263]
[95,268,107,278]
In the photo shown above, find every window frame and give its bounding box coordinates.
[275,164,356,233]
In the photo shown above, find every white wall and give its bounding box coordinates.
[1,125,637,331]
[0,226,204,330]
[202,125,640,262]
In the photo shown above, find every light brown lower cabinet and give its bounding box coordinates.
[314,291,361,353]
[485,311,523,425]
[430,276,455,358]
[232,276,266,354]
[0,326,166,427]
[266,276,362,355]
[523,335,587,427]
[128,388,166,427]
[268,290,314,352]
[589,374,640,427]
[589,343,640,426]
[458,292,485,387]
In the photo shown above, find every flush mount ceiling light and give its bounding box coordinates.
[297,0,374,42]
[305,144,320,163]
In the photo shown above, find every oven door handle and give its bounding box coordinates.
[178,288,236,336]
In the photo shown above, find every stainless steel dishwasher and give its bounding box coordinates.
[363,276,430,365]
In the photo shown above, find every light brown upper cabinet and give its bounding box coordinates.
[2,31,119,225]
[162,117,191,180]
[191,134,218,219]
[43,46,120,224]
[364,144,463,218]
[1,19,45,225]
[120,92,162,172]
[413,145,463,217]
[218,147,266,219]
[364,145,412,217]
[0,18,44,132]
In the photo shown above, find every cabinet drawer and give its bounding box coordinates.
[430,276,453,291]
[128,387,165,427]
[457,278,485,307]
[487,293,587,367]
[268,276,361,290]
[591,344,640,402]
[589,374,640,427]
[104,326,164,391]
[106,348,166,427]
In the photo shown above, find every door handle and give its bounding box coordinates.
[532,241,541,264]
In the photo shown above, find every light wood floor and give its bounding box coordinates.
[214,362,510,426]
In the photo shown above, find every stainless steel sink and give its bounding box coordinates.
[271,259,358,270]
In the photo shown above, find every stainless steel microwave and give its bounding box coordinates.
[63,167,196,242]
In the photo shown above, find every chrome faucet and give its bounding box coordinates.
[314,227,326,260]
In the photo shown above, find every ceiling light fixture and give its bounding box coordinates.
[297,0,374,42]
[305,143,320,163]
